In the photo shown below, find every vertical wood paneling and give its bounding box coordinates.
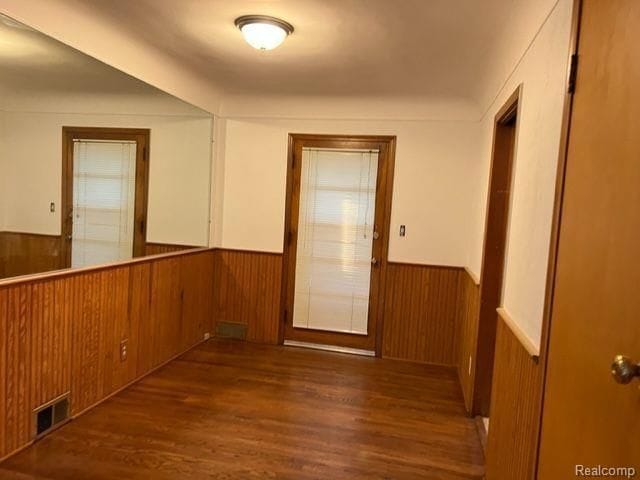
[456,270,480,411]
[213,250,283,345]
[0,232,62,280]
[180,252,215,350]
[149,258,183,366]
[0,234,199,280]
[381,263,462,365]
[0,288,7,456]
[144,243,199,256]
[70,267,131,415]
[130,263,152,377]
[0,249,216,460]
[5,285,32,454]
[485,316,541,480]
[30,277,73,411]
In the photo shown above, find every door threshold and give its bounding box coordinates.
[283,340,375,357]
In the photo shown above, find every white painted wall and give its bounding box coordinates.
[215,0,573,348]
[215,114,481,266]
[473,0,562,109]
[1,93,213,246]
[467,0,573,346]
[1,0,573,348]
[220,95,480,122]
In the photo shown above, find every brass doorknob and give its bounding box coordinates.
[371,257,378,265]
[611,355,640,384]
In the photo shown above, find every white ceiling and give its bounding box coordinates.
[0,14,152,95]
[0,0,561,115]
[47,0,559,105]
[0,13,210,115]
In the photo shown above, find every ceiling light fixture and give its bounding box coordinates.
[235,15,294,51]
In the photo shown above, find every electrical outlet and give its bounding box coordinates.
[468,355,472,376]
[399,225,406,237]
[203,332,211,340]
[120,339,128,362]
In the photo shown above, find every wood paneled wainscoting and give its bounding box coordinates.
[0,233,201,280]
[381,262,462,366]
[485,310,541,480]
[0,248,215,462]
[381,263,481,384]
[212,249,283,345]
[209,252,484,372]
[0,232,63,279]
[456,269,480,411]
[144,243,201,256]
[212,252,481,371]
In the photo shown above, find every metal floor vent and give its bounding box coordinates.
[34,394,70,437]
[216,321,247,340]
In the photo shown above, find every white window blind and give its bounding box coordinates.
[71,140,137,268]
[293,148,379,335]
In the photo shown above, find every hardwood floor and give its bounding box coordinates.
[0,340,484,479]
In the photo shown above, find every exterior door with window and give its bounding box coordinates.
[283,135,395,353]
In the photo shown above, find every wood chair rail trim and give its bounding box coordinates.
[464,266,480,286]
[497,307,540,360]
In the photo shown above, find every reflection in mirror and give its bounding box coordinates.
[0,14,213,280]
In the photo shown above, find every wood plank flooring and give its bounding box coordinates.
[0,340,484,479]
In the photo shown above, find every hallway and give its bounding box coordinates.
[0,340,484,479]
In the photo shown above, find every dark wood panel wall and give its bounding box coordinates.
[0,232,62,279]
[0,232,199,280]
[456,269,480,411]
[0,241,544,472]
[382,263,462,365]
[210,253,483,373]
[144,243,200,256]
[212,249,282,345]
[485,315,541,480]
[0,249,215,461]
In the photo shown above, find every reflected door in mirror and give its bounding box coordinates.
[71,139,137,268]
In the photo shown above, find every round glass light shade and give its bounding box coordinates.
[240,23,287,50]
[235,16,294,51]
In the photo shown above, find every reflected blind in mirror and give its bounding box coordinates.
[293,148,379,335]
[71,140,137,268]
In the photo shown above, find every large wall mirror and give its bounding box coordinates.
[0,14,213,280]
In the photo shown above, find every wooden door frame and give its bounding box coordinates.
[279,134,397,354]
[61,127,150,268]
[473,86,522,416]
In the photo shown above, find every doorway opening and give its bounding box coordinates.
[281,134,396,355]
[474,87,521,416]
[61,127,150,268]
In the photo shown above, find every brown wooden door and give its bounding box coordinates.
[281,135,396,353]
[538,1,640,476]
